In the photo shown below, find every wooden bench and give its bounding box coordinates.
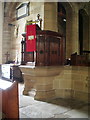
[71,53,88,66]
[0,80,19,119]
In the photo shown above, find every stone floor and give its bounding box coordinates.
[19,83,90,119]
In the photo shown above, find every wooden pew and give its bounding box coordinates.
[71,53,88,66]
[0,80,19,119]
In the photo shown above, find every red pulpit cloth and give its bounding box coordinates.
[26,24,36,52]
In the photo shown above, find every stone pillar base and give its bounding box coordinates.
[34,89,55,101]
[19,66,61,101]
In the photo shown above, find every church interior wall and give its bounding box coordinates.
[83,14,89,51]
[88,3,90,59]
[58,18,66,36]
[44,2,58,32]
[65,4,73,59]
[78,2,90,57]
[0,3,3,64]
[2,2,90,63]
[70,8,80,55]
[54,66,89,103]
[3,17,12,63]
[79,9,89,56]
[1,2,90,102]
[66,3,90,58]
[10,2,44,63]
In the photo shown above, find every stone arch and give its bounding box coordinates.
[57,2,74,59]
[79,9,89,55]
[57,3,66,35]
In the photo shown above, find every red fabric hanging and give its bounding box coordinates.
[26,24,36,52]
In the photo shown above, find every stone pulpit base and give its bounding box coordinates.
[19,66,61,101]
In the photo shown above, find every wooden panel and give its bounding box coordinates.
[71,53,88,66]
[49,36,60,65]
[45,36,50,66]
[36,35,45,66]
[24,52,34,63]
[0,81,19,119]
[21,30,66,66]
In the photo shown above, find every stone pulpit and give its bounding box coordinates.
[20,24,65,101]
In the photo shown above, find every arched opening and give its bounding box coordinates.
[58,3,66,36]
[57,3,66,64]
[79,9,89,55]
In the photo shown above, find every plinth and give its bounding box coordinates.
[19,65,61,101]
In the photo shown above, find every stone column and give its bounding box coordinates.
[66,9,73,58]
[0,2,3,64]
[71,9,79,54]
[3,16,11,63]
[65,6,79,58]
[44,2,58,32]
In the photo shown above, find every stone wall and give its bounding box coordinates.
[2,2,90,63]
[20,65,90,102]
[10,2,44,63]
[54,66,90,103]
[72,66,90,102]
[0,3,3,64]
[89,3,90,59]
[44,2,58,32]
[54,66,72,99]
[3,17,11,63]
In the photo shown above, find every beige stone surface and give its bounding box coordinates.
[20,66,90,102]
[1,2,90,63]
[54,66,90,102]
[2,2,44,63]
[19,83,89,118]
[0,3,3,64]
[19,66,61,101]
[34,89,55,101]
[74,91,88,102]
[44,2,58,32]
